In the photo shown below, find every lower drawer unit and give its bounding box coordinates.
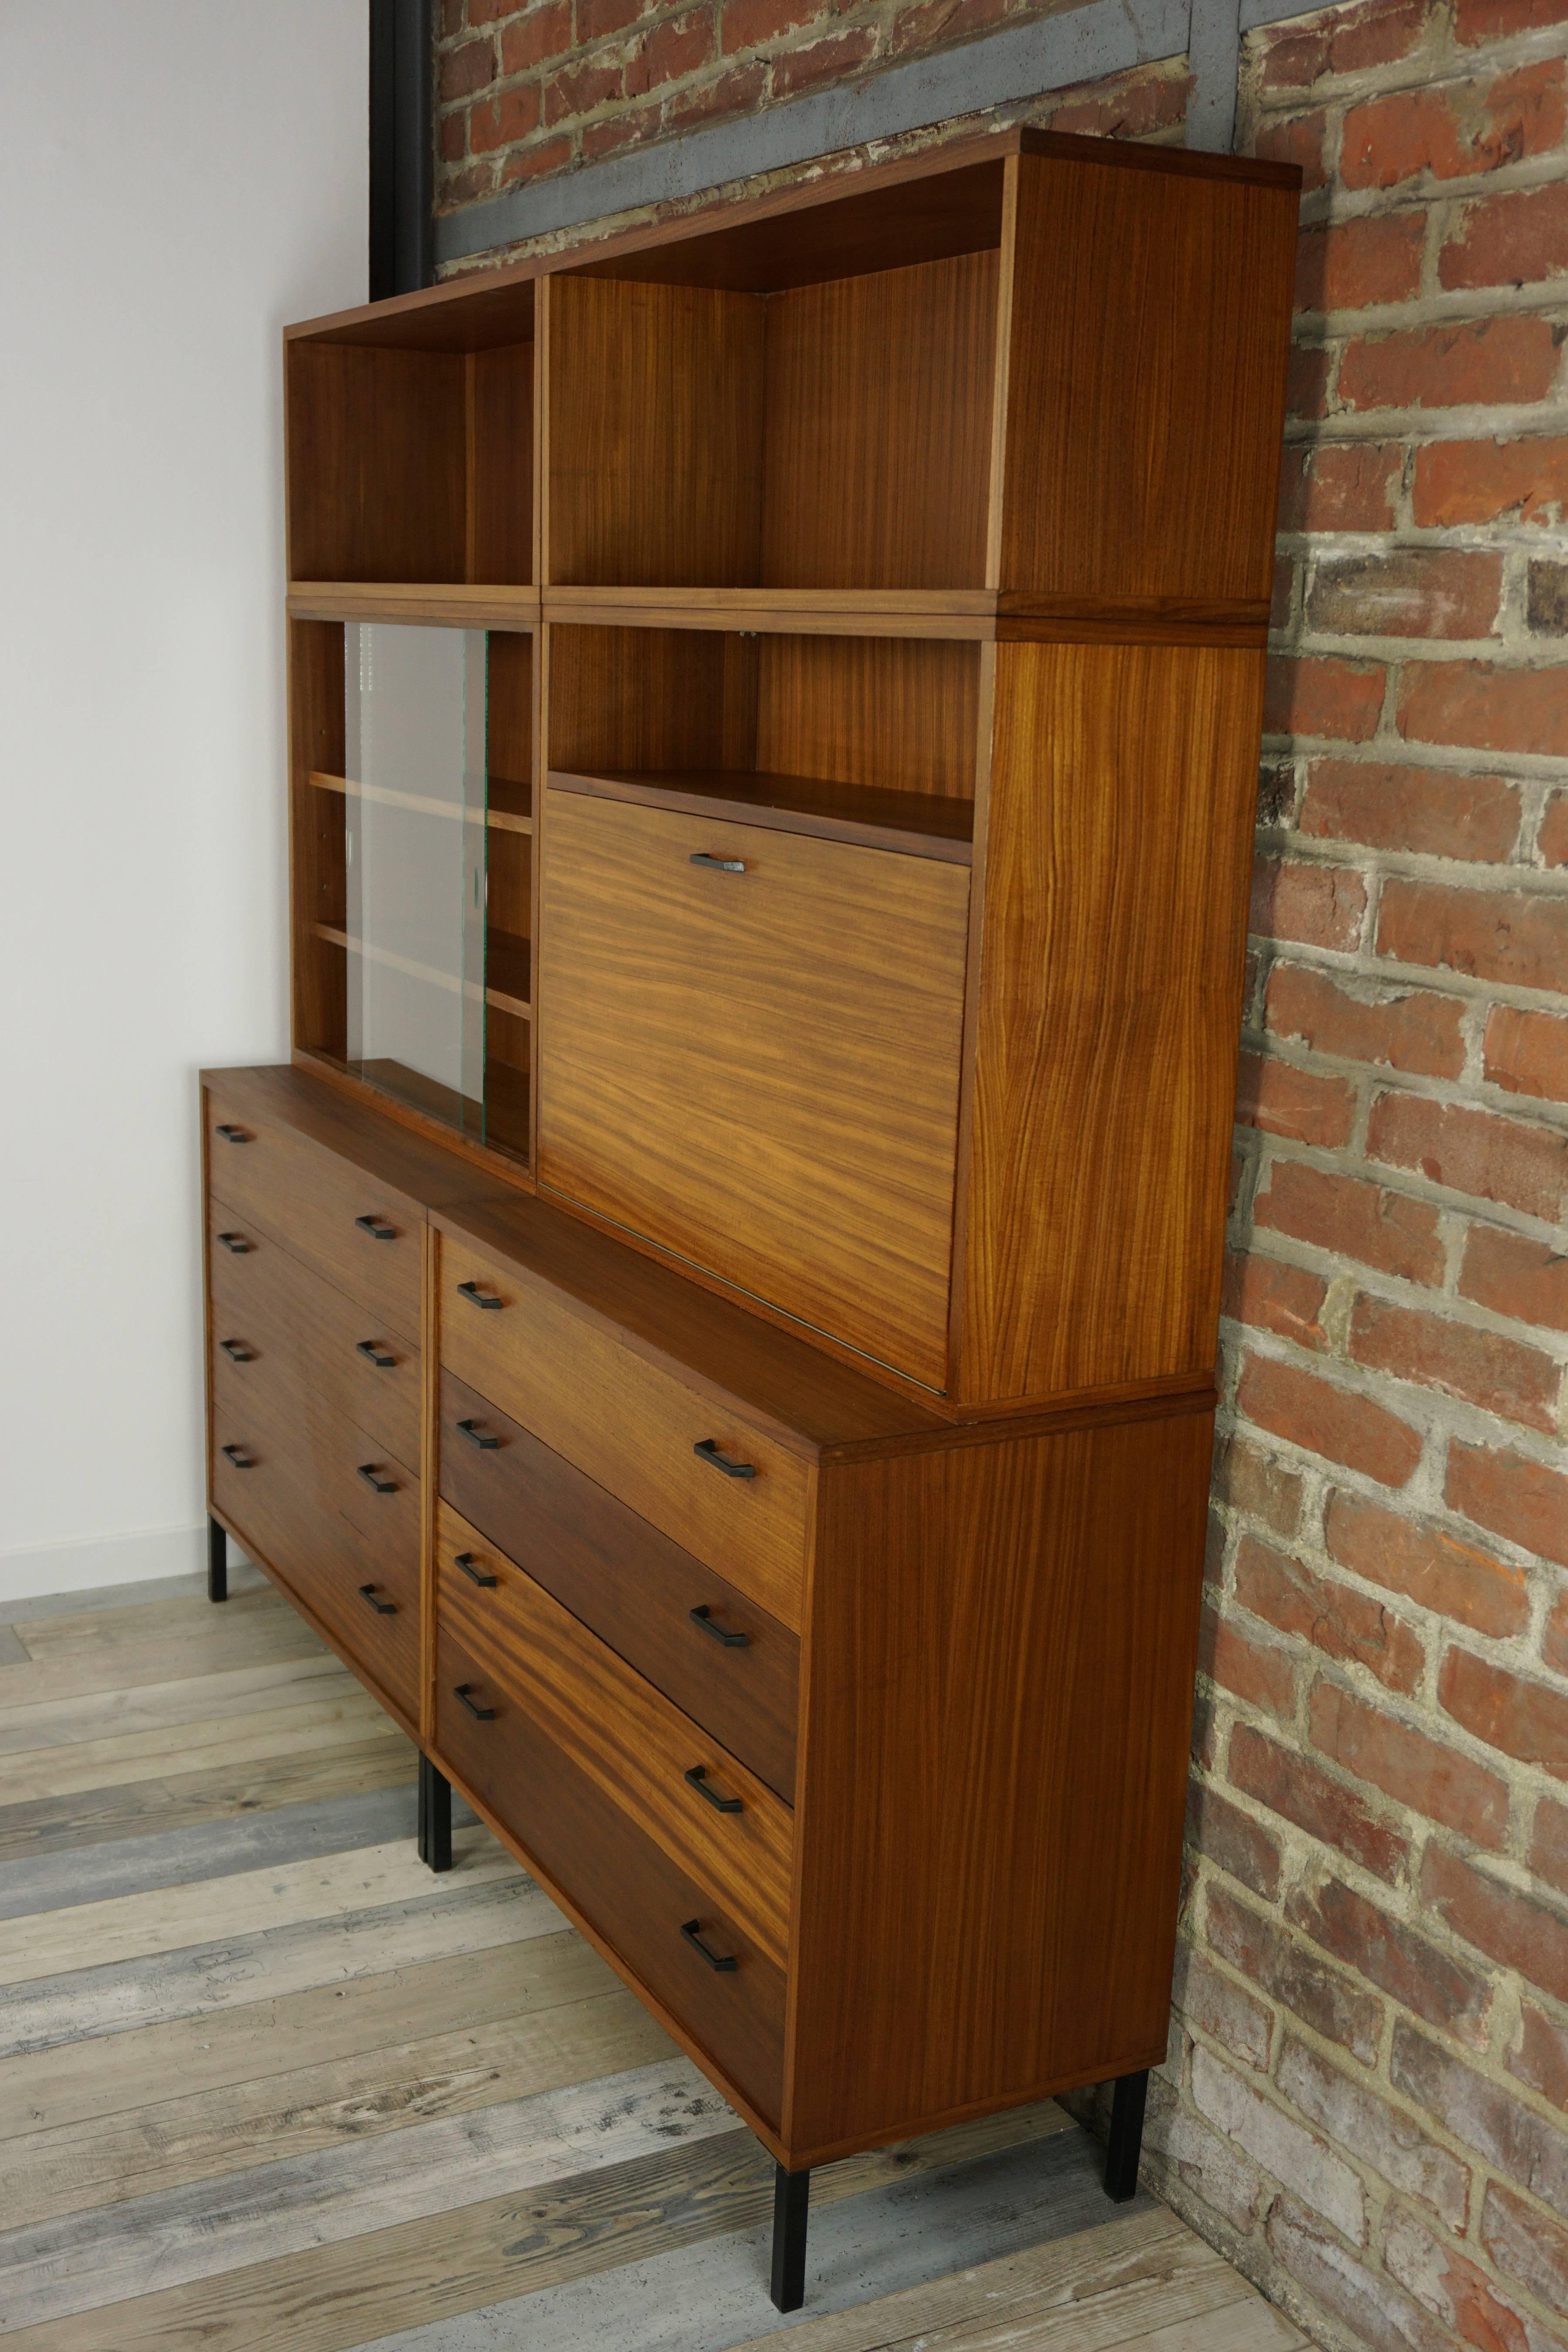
[435,1613,787,2126]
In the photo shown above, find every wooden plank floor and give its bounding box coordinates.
[0,1568,1310,2352]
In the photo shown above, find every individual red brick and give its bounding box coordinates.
[439,156,500,204]
[1200,1602,1299,1720]
[1399,658,1568,756]
[572,0,641,39]
[1235,1051,1358,1148]
[1207,1883,1384,2061]
[1482,2181,1568,2316]
[1252,1160,1444,1284]
[1256,0,1430,88]
[1295,212,1425,314]
[1509,1996,1568,2108]
[1287,340,1333,421]
[469,80,542,150]
[499,131,571,184]
[1339,314,1560,412]
[1268,2195,1455,2352]
[1441,1646,1568,1781]
[1427,1842,1568,2019]
[580,103,659,160]
[1385,2207,1544,2348]
[1176,1943,1275,2067]
[1487,1004,1568,1109]
[543,53,624,123]
[1290,1876,1493,2041]
[439,31,498,100]
[888,0,1011,58]
[1462,1224,1568,1334]
[504,0,575,64]
[1271,552,1295,633]
[1457,0,1568,36]
[666,56,767,123]
[1251,857,1369,950]
[1350,1293,1561,1431]
[772,25,878,96]
[1308,548,1503,640]
[1298,760,1521,862]
[1254,108,1329,193]
[1284,442,1402,534]
[1263,653,1385,740]
[439,0,467,32]
[466,0,531,18]
[1266,965,1466,1079]
[721,0,819,44]
[1541,790,1568,866]
[1379,876,1568,991]
[1222,1251,1329,1349]
[439,106,468,164]
[1187,1776,1284,1898]
[1449,1437,1568,1568]
[1237,1354,1424,1487]
[1232,1720,1410,1877]
[1236,1535,1425,1695]
[1442,180,1568,294]
[1368,1093,1568,1223]
[1413,434,1568,528]
[1396,2021,1568,2217]
[1310,1678,1510,1846]
[1283,2044,1470,2232]
[1044,61,1191,139]
[1341,60,1568,190]
[626,8,713,95]
[1214,1431,1306,1538]
[1325,1489,1531,1636]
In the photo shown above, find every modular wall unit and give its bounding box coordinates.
[214,124,1299,2310]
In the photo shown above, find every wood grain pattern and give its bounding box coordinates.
[784,1404,1213,2163]
[286,345,467,585]
[436,1384,799,1798]
[998,153,1298,606]
[754,632,980,800]
[760,250,998,593]
[537,787,970,1389]
[958,642,1262,1406]
[438,1225,813,1627]
[548,770,972,862]
[288,621,347,1063]
[468,342,534,587]
[438,1530,794,1964]
[546,622,758,774]
[287,585,541,628]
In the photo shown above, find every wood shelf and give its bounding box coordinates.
[315,923,532,1021]
[548,769,973,865]
[543,586,997,641]
[289,583,540,629]
[308,770,533,836]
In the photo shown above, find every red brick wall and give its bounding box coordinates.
[433,5,1568,2345]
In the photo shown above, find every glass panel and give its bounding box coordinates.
[342,625,488,1137]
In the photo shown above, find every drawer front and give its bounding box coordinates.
[205,1084,423,1343]
[436,1615,784,2126]
[210,1355,420,1724]
[209,1196,421,1469]
[537,787,970,1390]
[439,1378,798,1801]
[441,1232,810,1631]
[438,1533,793,1969]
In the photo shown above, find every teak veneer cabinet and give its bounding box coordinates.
[206,125,1299,2309]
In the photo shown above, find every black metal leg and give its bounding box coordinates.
[1103,2068,1149,2202]
[207,1517,228,1604]
[418,1754,452,1872]
[770,2161,810,2312]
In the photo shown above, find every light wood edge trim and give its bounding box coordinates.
[308,771,534,836]
[822,1380,1219,1465]
[945,640,995,1399]
[983,153,1018,596]
[200,1085,216,1517]
[287,584,542,628]
[537,277,554,595]
[531,620,547,1175]
[426,1740,789,2160]
[544,768,973,866]
[541,594,996,642]
[779,1454,821,2152]
[311,924,532,1024]
[420,1220,439,1752]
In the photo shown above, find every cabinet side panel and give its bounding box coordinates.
[960,640,1260,1405]
[787,1409,1211,2159]
[1000,159,1296,605]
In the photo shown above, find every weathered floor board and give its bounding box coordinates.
[0,1573,1302,2352]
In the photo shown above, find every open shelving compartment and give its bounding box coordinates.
[291,616,535,1169]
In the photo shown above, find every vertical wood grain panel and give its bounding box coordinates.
[470,342,534,586]
[288,619,347,1059]
[547,625,758,775]
[754,636,979,801]
[959,641,1263,1405]
[286,345,468,583]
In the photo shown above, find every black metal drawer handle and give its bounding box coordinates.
[457,1417,500,1452]
[690,852,745,874]
[218,1338,254,1363]
[357,1463,396,1494]
[356,1339,396,1369]
[455,1551,498,1587]
[456,1280,502,1310]
[685,1764,743,1814]
[215,1124,250,1143]
[355,1213,397,1241]
[690,1603,749,1649]
[694,1439,756,1480]
[220,1443,254,1470]
[216,1231,252,1255]
[680,1919,737,1972]
[358,1583,397,1616]
[455,1683,496,1720]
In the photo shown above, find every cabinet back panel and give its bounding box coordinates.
[960,640,1261,1404]
[289,620,348,1058]
[469,343,534,586]
[487,630,534,808]
[287,345,468,584]
[754,637,978,801]
[759,250,997,593]
[547,277,766,588]
[547,625,758,775]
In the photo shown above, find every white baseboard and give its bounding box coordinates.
[0,1523,216,1609]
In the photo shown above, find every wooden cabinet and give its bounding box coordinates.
[207,120,1298,2313]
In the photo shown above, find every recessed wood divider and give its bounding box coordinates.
[212,121,1298,2313]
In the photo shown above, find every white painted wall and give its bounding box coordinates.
[0,3,368,1601]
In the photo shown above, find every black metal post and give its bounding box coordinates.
[418,1754,452,1872]
[770,2161,810,2312]
[207,1517,228,1604]
[369,0,434,301]
[1103,2068,1149,2202]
